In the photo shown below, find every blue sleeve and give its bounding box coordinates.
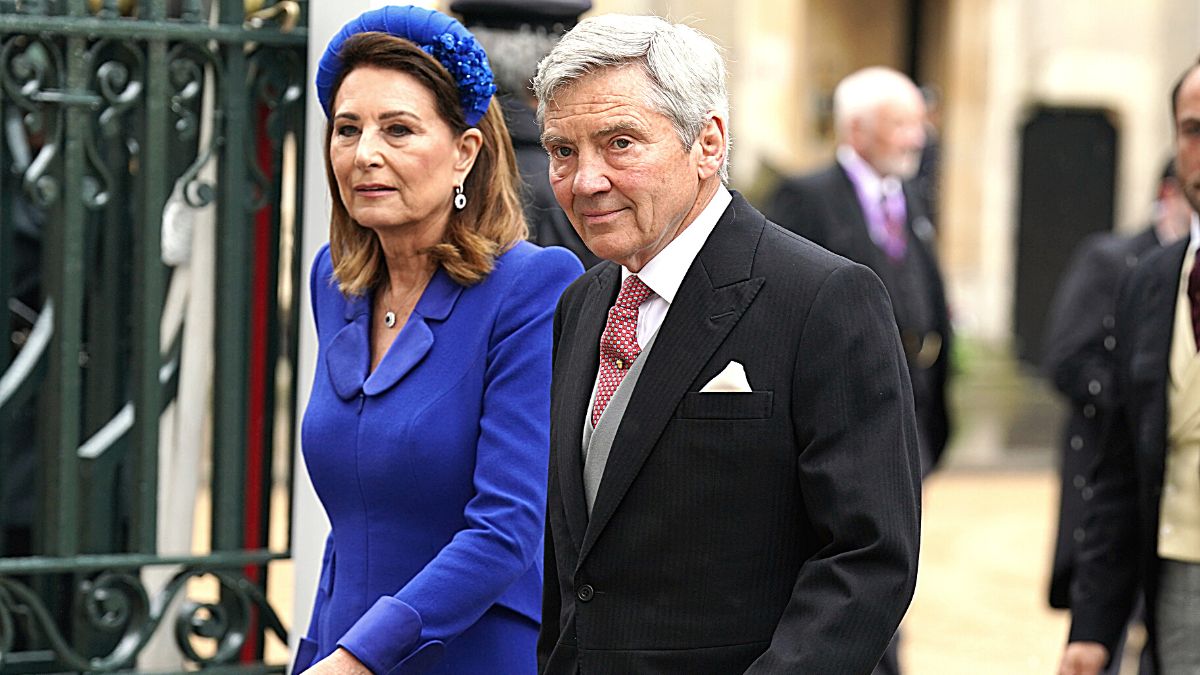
[337,247,583,674]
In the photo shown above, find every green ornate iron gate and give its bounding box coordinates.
[0,0,306,671]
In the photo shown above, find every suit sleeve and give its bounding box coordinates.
[537,288,570,671]
[747,263,922,674]
[1041,237,1122,408]
[1066,272,1143,664]
[336,248,583,675]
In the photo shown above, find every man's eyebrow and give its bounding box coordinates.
[541,133,570,149]
[594,120,644,138]
[540,121,647,149]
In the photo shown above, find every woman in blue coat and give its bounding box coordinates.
[294,7,582,674]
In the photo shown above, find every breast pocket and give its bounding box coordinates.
[675,391,773,420]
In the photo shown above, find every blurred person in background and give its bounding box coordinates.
[1043,159,1191,674]
[765,64,951,675]
[915,84,942,228]
[1060,59,1200,675]
[293,6,581,674]
[766,66,951,485]
[451,0,600,269]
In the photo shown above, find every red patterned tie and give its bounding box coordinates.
[592,274,653,426]
[1189,257,1200,351]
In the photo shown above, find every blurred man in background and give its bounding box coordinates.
[1060,59,1200,675]
[452,0,600,268]
[1043,159,1191,674]
[767,66,952,480]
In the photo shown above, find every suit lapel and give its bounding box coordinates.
[557,264,620,552]
[578,194,765,563]
[1141,241,1187,470]
[829,165,882,265]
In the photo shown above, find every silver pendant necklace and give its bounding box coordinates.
[384,311,397,328]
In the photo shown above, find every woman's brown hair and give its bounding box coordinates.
[324,32,528,295]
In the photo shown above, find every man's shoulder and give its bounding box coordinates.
[774,162,843,197]
[756,218,861,282]
[1117,236,1188,311]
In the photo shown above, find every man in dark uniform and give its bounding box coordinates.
[451,0,600,268]
[1043,160,1191,673]
[766,66,952,478]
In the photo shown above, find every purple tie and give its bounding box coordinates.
[880,194,907,261]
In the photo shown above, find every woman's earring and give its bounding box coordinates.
[454,184,467,211]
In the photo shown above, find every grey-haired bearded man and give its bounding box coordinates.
[534,13,922,674]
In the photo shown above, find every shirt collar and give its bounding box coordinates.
[1190,212,1200,251]
[837,145,902,200]
[622,185,732,305]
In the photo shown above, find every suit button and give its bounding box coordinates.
[577,584,594,602]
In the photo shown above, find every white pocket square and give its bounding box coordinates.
[700,361,752,393]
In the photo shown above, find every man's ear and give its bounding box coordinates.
[695,114,727,180]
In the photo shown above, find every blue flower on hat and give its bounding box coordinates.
[316,5,497,127]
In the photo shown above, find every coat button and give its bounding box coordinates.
[1083,404,1096,418]
[1070,435,1084,450]
[577,584,594,602]
[1088,380,1102,396]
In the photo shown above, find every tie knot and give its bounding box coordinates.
[615,274,653,310]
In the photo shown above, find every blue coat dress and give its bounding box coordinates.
[294,241,582,675]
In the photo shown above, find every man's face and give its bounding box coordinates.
[1176,67,1200,213]
[541,66,715,271]
[1158,178,1193,243]
[853,91,926,180]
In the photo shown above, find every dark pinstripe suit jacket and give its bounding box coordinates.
[538,192,923,674]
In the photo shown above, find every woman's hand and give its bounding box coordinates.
[306,647,372,675]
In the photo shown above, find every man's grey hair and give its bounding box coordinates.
[533,13,730,181]
[470,25,562,98]
[832,66,921,141]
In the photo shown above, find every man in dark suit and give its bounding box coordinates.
[533,14,922,674]
[451,0,600,268]
[766,67,952,479]
[1042,160,1190,674]
[1059,60,1200,675]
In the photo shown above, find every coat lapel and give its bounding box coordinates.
[829,165,881,265]
[325,268,463,400]
[1139,240,1187,470]
[557,264,620,552]
[578,194,765,563]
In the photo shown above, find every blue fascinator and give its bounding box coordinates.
[316,5,497,126]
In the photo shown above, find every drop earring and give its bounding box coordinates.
[454,184,467,210]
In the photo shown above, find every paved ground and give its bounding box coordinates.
[905,469,1071,674]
